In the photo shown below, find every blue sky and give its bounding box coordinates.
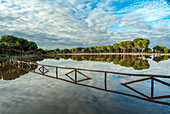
[0,0,170,49]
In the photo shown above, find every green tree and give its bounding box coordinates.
[1,35,17,58]
[89,47,95,53]
[164,48,169,53]
[133,38,143,53]
[16,38,29,56]
[62,48,70,53]
[144,47,152,53]
[101,46,107,53]
[119,41,127,53]
[142,39,150,53]
[37,48,45,55]
[106,45,113,53]
[81,48,89,53]
[95,46,101,53]
[0,41,8,55]
[28,41,38,54]
[126,41,134,53]
[113,43,119,53]
[54,48,60,54]
[153,45,161,53]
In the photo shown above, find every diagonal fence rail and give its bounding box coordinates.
[10,59,170,78]
[10,59,170,106]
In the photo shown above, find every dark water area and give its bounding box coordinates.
[0,55,170,114]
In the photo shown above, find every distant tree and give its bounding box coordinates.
[106,45,113,53]
[81,48,89,53]
[164,48,169,53]
[133,38,143,53]
[133,38,150,53]
[101,46,107,53]
[71,48,76,53]
[153,45,161,53]
[76,47,83,53]
[126,41,134,53]
[37,48,45,55]
[141,39,150,53]
[89,47,95,53]
[119,41,127,53]
[28,41,38,54]
[54,48,60,54]
[0,41,8,55]
[62,48,70,53]
[144,47,152,53]
[16,38,29,55]
[113,43,119,53]
[95,46,101,53]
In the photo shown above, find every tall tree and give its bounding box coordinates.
[113,43,119,53]
[95,46,101,53]
[89,47,95,53]
[119,41,127,53]
[141,39,150,53]
[1,35,17,58]
[28,41,38,54]
[106,45,113,53]
[164,48,169,53]
[16,38,29,56]
[126,41,134,53]
[153,45,161,53]
[133,38,143,53]
[101,46,107,53]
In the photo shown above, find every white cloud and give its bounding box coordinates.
[0,0,170,49]
[118,0,170,22]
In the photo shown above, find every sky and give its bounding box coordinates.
[0,0,170,49]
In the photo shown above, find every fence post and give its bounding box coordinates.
[56,67,58,78]
[75,69,77,83]
[42,65,44,75]
[105,72,107,90]
[151,76,154,100]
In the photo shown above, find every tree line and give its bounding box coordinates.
[43,38,170,54]
[0,35,38,56]
[0,35,170,57]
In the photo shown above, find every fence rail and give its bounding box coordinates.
[11,59,170,78]
[10,59,170,106]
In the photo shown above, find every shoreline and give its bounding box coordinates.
[57,53,170,56]
[0,55,39,61]
[1,52,170,61]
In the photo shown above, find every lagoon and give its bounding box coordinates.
[0,55,170,114]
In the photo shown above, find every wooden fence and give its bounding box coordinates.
[10,59,170,106]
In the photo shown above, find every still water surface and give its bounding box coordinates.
[0,55,170,114]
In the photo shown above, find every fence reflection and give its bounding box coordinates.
[11,59,170,106]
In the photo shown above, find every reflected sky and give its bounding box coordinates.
[0,56,170,114]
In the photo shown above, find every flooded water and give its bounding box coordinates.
[0,55,170,114]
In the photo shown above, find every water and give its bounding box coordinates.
[0,55,170,114]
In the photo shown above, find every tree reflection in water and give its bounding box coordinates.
[152,55,170,63]
[51,55,152,70]
[1,55,170,80]
[1,56,170,106]
[44,54,170,70]
[0,60,38,80]
[9,59,170,106]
